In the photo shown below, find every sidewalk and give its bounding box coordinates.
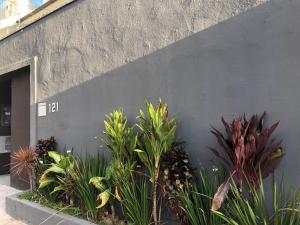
[0,211,27,225]
[0,178,27,225]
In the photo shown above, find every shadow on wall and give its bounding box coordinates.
[38,0,300,187]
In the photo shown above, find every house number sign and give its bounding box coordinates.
[49,102,59,113]
[38,101,59,117]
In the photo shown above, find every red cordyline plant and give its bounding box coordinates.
[210,112,284,211]
[11,146,37,191]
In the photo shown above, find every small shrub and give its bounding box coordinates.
[136,99,177,225]
[161,145,194,225]
[210,113,284,210]
[35,136,57,188]
[11,146,37,191]
[36,136,57,164]
[38,151,76,204]
[91,109,139,222]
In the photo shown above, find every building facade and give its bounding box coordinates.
[0,0,299,189]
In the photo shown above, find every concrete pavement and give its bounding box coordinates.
[0,176,27,225]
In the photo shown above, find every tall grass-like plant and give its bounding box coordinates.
[119,174,151,225]
[71,155,107,221]
[215,176,300,225]
[179,168,225,225]
[136,99,177,225]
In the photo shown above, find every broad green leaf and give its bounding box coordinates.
[133,149,144,153]
[46,164,66,175]
[115,186,122,202]
[96,189,111,208]
[89,177,107,191]
[48,151,63,164]
[38,178,55,189]
[50,185,65,195]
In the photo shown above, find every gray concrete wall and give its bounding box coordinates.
[1,0,300,186]
[0,0,267,100]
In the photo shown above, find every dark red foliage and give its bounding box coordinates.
[35,136,56,164]
[162,146,194,225]
[210,112,283,188]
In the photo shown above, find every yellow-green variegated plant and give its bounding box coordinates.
[136,99,177,225]
[89,176,111,209]
[90,110,138,216]
[103,110,137,164]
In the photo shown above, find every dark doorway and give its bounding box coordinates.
[0,80,11,175]
[10,67,31,189]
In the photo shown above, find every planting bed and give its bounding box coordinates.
[6,193,97,225]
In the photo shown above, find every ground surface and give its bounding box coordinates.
[0,175,27,225]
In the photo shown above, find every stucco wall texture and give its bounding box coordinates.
[0,0,266,100]
[2,0,300,187]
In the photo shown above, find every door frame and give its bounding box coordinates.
[0,57,38,147]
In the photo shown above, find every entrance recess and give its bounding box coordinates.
[10,67,31,189]
[0,80,11,175]
[0,58,37,190]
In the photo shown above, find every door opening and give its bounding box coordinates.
[0,66,30,189]
[0,80,11,176]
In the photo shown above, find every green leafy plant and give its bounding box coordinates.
[11,146,37,191]
[179,168,225,225]
[89,164,123,225]
[90,110,139,219]
[215,176,300,225]
[103,109,138,189]
[103,110,137,164]
[38,151,76,204]
[210,113,284,210]
[161,145,194,225]
[136,99,177,225]
[89,173,114,211]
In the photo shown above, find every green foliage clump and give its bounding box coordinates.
[38,151,77,204]
[12,100,300,225]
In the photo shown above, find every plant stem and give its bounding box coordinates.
[28,170,33,192]
[152,167,160,225]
